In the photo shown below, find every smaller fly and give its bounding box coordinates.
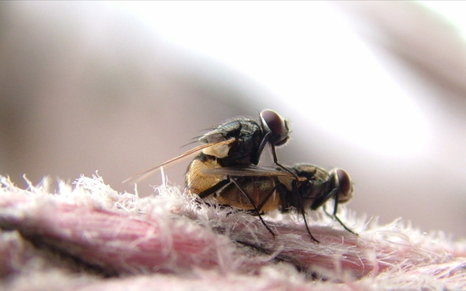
[123,109,291,183]
[200,164,356,242]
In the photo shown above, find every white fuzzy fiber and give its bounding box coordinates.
[0,175,465,291]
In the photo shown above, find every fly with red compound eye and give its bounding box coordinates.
[201,164,356,242]
[123,109,291,185]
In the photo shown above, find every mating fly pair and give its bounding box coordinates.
[125,109,355,242]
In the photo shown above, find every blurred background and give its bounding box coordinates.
[1,1,465,238]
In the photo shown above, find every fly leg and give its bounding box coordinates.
[322,190,358,236]
[289,180,320,243]
[254,131,298,180]
[197,177,276,238]
[197,178,230,199]
[255,183,282,212]
[229,179,276,238]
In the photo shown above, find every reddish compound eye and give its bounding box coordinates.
[260,109,290,146]
[335,168,353,203]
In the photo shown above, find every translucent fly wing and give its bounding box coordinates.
[122,138,236,183]
[201,165,295,177]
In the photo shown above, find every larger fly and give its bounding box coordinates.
[124,109,291,183]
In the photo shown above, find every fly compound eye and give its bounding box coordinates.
[335,168,353,203]
[260,109,290,146]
